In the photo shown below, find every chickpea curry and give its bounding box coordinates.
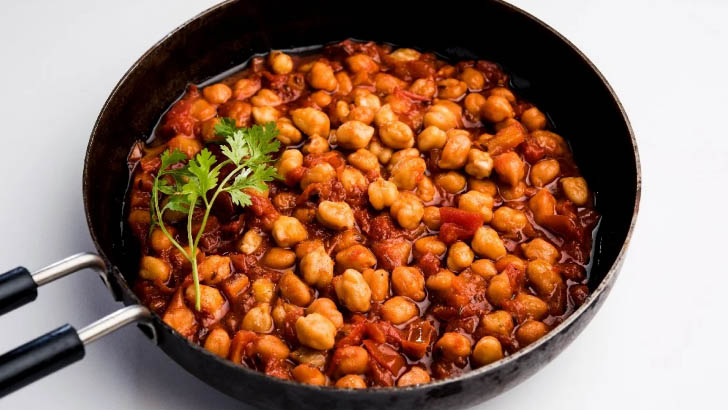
[126,40,600,388]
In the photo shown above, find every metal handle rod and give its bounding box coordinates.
[31,253,108,287]
[77,305,155,345]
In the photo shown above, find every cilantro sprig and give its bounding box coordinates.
[150,119,280,310]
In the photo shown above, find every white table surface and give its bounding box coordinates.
[1,0,726,409]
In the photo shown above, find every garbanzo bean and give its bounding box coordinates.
[435,332,472,361]
[464,93,486,118]
[529,189,556,223]
[150,226,176,254]
[461,67,485,90]
[233,77,260,100]
[481,310,514,339]
[279,271,313,306]
[438,130,472,169]
[368,179,398,210]
[515,293,549,321]
[530,159,560,187]
[380,120,415,149]
[409,78,436,98]
[167,134,202,159]
[335,244,377,271]
[316,201,355,231]
[139,256,171,282]
[426,269,455,292]
[390,192,425,230]
[242,303,273,333]
[204,328,231,357]
[437,78,468,100]
[435,171,467,194]
[300,246,334,288]
[335,71,353,95]
[447,241,475,271]
[397,366,431,387]
[487,272,513,307]
[417,126,447,152]
[333,269,372,312]
[348,148,378,171]
[202,83,232,105]
[381,296,418,324]
[269,51,293,74]
[527,260,563,296]
[255,335,290,361]
[472,336,503,366]
[291,107,330,137]
[416,176,436,202]
[464,149,493,178]
[303,134,331,154]
[423,206,442,230]
[375,73,407,94]
[275,117,303,145]
[495,254,527,272]
[521,238,560,264]
[276,149,303,182]
[307,61,337,91]
[362,268,389,301]
[198,255,231,285]
[414,236,447,257]
[469,178,498,196]
[261,248,296,269]
[481,95,515,123]
[458,190,494,222]
[561,177,590,206]
[424,103,459,131]
[346,53,379,73]
[250,88,282,107]
[272,216,308,247]
[292,364,326,386]
[520,107,547,131]
[336,120,374,149]
[238,229,262,254]
[391,266,425,301]
[472,226,507,259]
[369,140,393,164]
[339,166,368,192]
[390,155,426,190]
[493,151,526,187]
[251,106,281,124]
[388,148,419,169]
[516,320,548,346]
[185,284,225,316]
[333,345,370,375]
[492,206,528,233]
[307,298,344,329]
[374,104,398,127]
[336,374,367,388]
[471,259,497,279]
[252,278,275,303]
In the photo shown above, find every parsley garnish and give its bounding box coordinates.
[150,119,280,310]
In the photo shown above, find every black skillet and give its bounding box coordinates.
[0,1,640,408]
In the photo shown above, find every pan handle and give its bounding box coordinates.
[0,253,113,316]
[0,305,154,398]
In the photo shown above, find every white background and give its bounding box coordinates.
[0,0,726,409]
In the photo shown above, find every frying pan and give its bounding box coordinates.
[0,0,640,408]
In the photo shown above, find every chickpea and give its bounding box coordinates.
[354,89,382,111]
[416,126,447,152]
[252,278,275,303]
[250,88,282,107]
[202,83,232,105]
[335,71,353,95]
[242,303,273,333]
[481,95,515,123]
[516,320,548,346]
[315,201,354,231]
[391,266,425,301]
[390,156,426,190]
[520,107,547,131]
[271,216,308,247]
[397,367,431,386]
[198,117,222,143]
[493,152,526,187]
[346,53,379,73]
[388,148,419,169]
[335,120,374,150]
[272,118,302,146]
[333,345,370,376]
[435,332,472,361]
[335,244,377,272]
[409,78,436,98]
[481,310,514,339]
[521,238,560,264]
[307,298,344,329]
[416,176,436,202]
[414,236,447,257]
[471,226,507,260]
[368,140,393,164]
[279,270,313,306]
[492,206,528,233]
[527,260,562,296]
[185,285,225,316]
[447,241,474,271]
[238,229,263,254]
[233,77,261,100]
[389,48,421,62]
[529,189,556,223]
[362,269,389,301]
[461,67,485,90]
[561,177,590,206]
[423,206,442,230]
[336,374,367,388]
[531,130,568,156]
[292,364,326,386]
[261,248,296,269]
[465,149,493,179]
[269,51,293,74]
[424,104,458,131]
[487,272,513,307]
[374,104,398,128]
[167,134,202,159]
[375,73,407,94]
[291,108,329,138]
[380,296,418,325]
[204,328,231,357]
[426,269,455,292]
[198,255,231,285]
[255,335,291,361]
[251,106,281,124]
[300,246,334,288]
[464,93,486,118]
[307,61,337,91]
[303,135,330,155]
[348,106,376,125]
[471,259,497,279]
[339,166,368,192]
[149,226,176,254]
[139,256,171,282]
[458,190,494,222]
[347,148,378,172]
[390,192,425,230]
[333,269,372,312]
[490,87,515,103]
[275,149,302,183]
[438,130,472,169]
[495,254,527,273]
[515,293,549,321]
[364,179,396,211]
[469,178,498,196]
[435,171,467,194]
[437,78,468,100]
[379,120,415,149]
[530,159,560,187]
[295,240,324,259]
[472,336,503,366]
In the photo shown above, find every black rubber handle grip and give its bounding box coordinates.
[0,324,85,398]
[0,267,38,315]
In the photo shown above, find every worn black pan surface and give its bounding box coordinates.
[0,1,640,408]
